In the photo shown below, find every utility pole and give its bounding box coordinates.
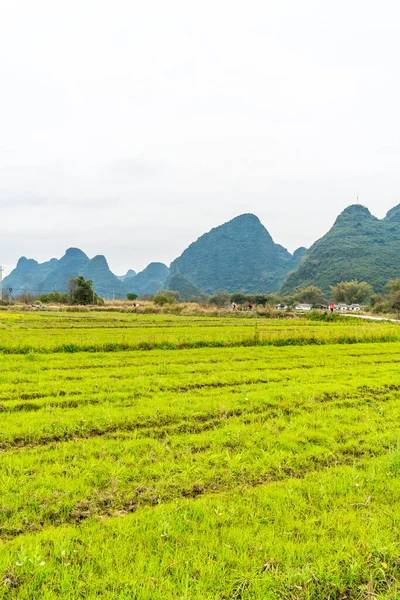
[0,266,4,301]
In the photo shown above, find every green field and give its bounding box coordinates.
[1,311,400,599]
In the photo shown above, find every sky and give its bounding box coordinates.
[1,0,400,276]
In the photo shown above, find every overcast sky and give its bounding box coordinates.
[1,0,400,275]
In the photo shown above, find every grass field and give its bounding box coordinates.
[1,311,400,599]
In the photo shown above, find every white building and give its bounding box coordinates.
[335,304,361,312]
[294,303,312,311]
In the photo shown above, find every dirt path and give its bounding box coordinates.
[342,314,400,323]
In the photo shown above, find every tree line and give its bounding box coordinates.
[199,279,400,315]
[3,276,400,317]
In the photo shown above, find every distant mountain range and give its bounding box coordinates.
[4,250,168,299]
[4,204,400,298]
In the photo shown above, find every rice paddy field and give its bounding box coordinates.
[1,310,400,599]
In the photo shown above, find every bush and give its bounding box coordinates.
[230,293,248,305]
[153,291,179,306]
[126,293,138,301]
[209,292,231,307]
[388,292,400,317]
[39,291,68,304]
[306,310,344,322]
[371,301,391,314]
[253,294,279,306]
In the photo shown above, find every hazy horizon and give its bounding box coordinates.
[2,1,400,275]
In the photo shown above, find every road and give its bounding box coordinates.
[342,314,400,323]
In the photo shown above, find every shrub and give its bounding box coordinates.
[153,291,179,306]
[39,291,68,304]
[209,292,231,307]
[230,293,248,305]
[388,292,400,317]
[372,301,391,315]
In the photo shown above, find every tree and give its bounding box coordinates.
[385,279,400,316]
[229,293,280,307]
[209,292,231,307]
[388,292,400,317]
[153,290,179,305]
[39,291,68,304]
[294,286,325,305]
[126,293,138,301]
[230,293,248,305]
[253,294,279,306]
[280,295,297,308]
[370,293,384,307]
[68,276,103,305]
[385,279,400,294]
[330,280,373,305]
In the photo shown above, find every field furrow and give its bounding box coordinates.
[1,312,400,599]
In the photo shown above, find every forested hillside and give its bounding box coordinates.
[281,204,400,293]
[169,214,305,294]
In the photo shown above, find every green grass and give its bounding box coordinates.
[1,312,400,598]
[0,311,398,353]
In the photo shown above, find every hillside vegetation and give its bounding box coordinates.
[170,214,305,294]
[281,204,400,294]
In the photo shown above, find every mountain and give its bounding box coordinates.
[117,269,136,281]
[292,247,307,262]
[3,247,169,299]
[11,203,398,300]
[81,255,125,299]
[3,248,123,298]
[169,214,303,294]
[123,263,169,296]
[3,256,58,294]
[42,248,89,293]
[164,273,204,300]
[281,204,400,294]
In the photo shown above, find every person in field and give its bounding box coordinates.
[329,302,334,313]
[248,300,253,310]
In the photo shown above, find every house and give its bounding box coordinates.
[349,304,361,311]
[336,304,350,311]
[295,303,312,311]
[335,304,361,312]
